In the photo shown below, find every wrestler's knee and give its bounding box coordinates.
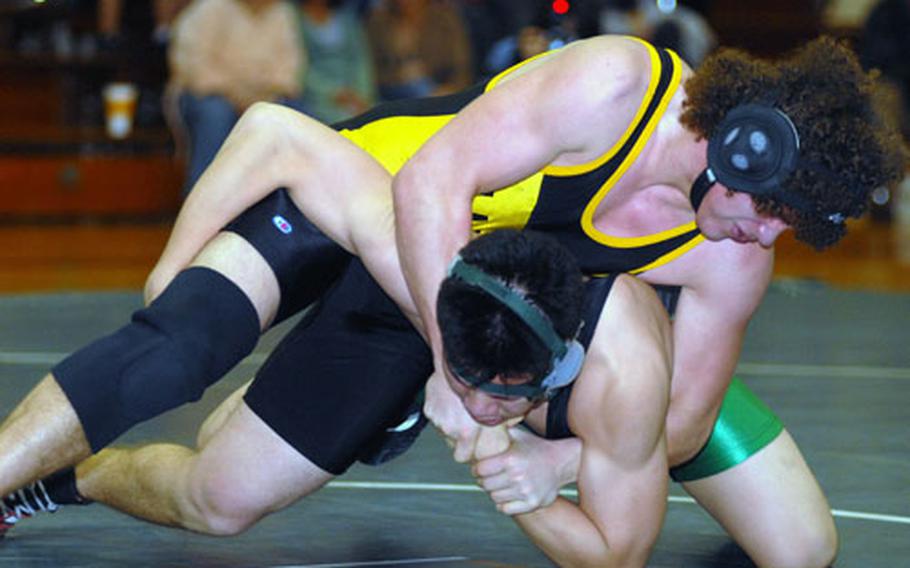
[185,467,267,536]
[236,101,300,139]
[758,517,838,568]
[55,267,260,451]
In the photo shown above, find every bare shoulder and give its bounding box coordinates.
[602,273,671,333]
[569,274,671,449]
[484,36,656,158]
[668,240,775,328]
[555,36,653,107]
[578,274,672,396]
[503,36,653,115]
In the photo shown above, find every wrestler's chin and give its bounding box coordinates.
[470,413,504,427]
[699,226,726,242]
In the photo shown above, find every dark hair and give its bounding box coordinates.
[681,36,906,249]
[437,230,584,386]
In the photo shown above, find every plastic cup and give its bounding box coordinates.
[102,82,139,139]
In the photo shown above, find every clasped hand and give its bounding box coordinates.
[423,372,566,515]
[471,427,565,515]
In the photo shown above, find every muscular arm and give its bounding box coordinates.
[395,37,653,461]
[473,246,776,506]
[511,275,673,567]
[665,242,773,464]
[392,37,649,360]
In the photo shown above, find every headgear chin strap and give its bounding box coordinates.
[445,256,585,400]
[689,103,847,225]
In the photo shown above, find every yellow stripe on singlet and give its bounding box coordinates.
[541,36,658,178]
[484,49,556,92]
[578,43,697,252]
[627,232,705,274]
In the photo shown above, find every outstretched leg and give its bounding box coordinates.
[0,377,88,500]
[0,233,279,497]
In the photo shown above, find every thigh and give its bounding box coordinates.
[222,188,353,323]
[190,232,281,329]
[243,259,433,475]
[190,189,353,329]
[682,430,836,566]
[191,398,334,519]
[196,379,253,449]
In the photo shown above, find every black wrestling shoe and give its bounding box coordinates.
[357,392,429,466]
[0,480,60,538]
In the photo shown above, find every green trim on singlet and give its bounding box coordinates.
[669,378,784,482]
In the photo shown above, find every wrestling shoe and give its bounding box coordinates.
[357,391,429,466]
[0,480,60,538]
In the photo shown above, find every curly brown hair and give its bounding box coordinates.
[681,36,906,249]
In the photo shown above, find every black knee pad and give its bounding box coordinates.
[54,267,260,451]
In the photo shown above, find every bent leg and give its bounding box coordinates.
[10,258,429,536]
[0,236,269,496]
[673,379,836,567]
[76,399,332,535]
[682,430,836,568]
[672,380,837,567]
[0,189,350,496]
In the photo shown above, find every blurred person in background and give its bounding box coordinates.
[457,0,529,81]
[599,0,716,67]
[366,0,472,100]
[483,0,600,76]
[98,0,190,47]
[169,0,305,195]
[859,0,910,142]
[296,0,375,124]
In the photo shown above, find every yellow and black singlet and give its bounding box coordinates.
[333,38,704,276]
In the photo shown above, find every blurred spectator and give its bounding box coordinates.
[600,0,716,67]
[458,0,527,80]
[859,0,910,141]
[97,1,191,129]
[168,0,305,194]
[366,0,472,100]
[598,0,648,37]
[483,0,600,76]
[98,0,190,47]
[297,0,375,124]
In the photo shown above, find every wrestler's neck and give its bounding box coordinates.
[602,118,707,217]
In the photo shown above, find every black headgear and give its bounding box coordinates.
[689,103,848,225]
[445,256,585,400]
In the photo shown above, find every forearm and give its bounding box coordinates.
[666,305,751,463]
[665,399,721,465]
[391,164,473,357]
[549,437,582,488]
[513,498,637,568]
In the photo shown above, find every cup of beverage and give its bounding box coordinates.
[102,82,139,139]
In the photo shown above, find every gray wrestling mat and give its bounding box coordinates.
[0,280,908,567]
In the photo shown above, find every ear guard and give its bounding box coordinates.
[445,256,585,400]
[690,103,848,224]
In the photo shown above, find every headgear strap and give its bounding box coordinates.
[690,102,849,225]
[445,256,585,400]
